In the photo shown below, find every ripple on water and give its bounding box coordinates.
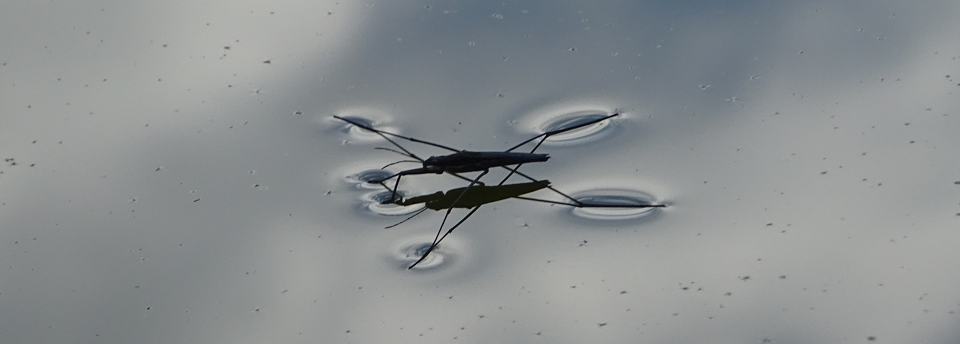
[361,190,424,216]
[568,188,663,221]
[396,242,449,270]
[334,113,400,142]
[516,109,619,146]
[346,169,394,190]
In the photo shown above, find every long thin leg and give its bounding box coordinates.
[497,135,549,186]
[381,160,420,169]
[499,113,620,184]
[385,207,429,229]
[374,170,479,192]
[335,115,462,153]
[408,169,488,269]
[500,166,668,209]
[512,196,666,208]
[431,170,487,246]
[376,170,486,204]
[504,113,620,152]
[374,147,417,159]
[497,165,583,205]
[389,175,403,203]
[336,116,428,199]
[437,170,488,229]
[409,205,482,269]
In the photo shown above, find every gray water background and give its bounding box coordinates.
[2,1,959,343]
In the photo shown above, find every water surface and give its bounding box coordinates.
[2,1,959,343]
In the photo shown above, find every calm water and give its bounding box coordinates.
[2,1,959,343]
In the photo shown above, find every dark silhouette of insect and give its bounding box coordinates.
[335,113,664,268]
[397,180,553,212]
[335,114,617,204]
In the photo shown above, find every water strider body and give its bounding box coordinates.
[420,151,550,174]
[381,151,550,182]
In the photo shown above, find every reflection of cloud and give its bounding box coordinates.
[1,1,367,343]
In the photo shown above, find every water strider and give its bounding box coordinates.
[335,113,664,268]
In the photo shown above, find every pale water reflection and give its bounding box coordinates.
[519,109,620,145]
[568,189,663,221]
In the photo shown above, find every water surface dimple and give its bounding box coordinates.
[396,242,448,270]
[335,115,399,142]
[568,188,663,220]
[521,110,618,146]
[362,190,424,216]
[337,115,375,130]
[347,169,395,189]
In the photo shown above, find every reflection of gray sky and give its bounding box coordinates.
[2,1,959,343]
